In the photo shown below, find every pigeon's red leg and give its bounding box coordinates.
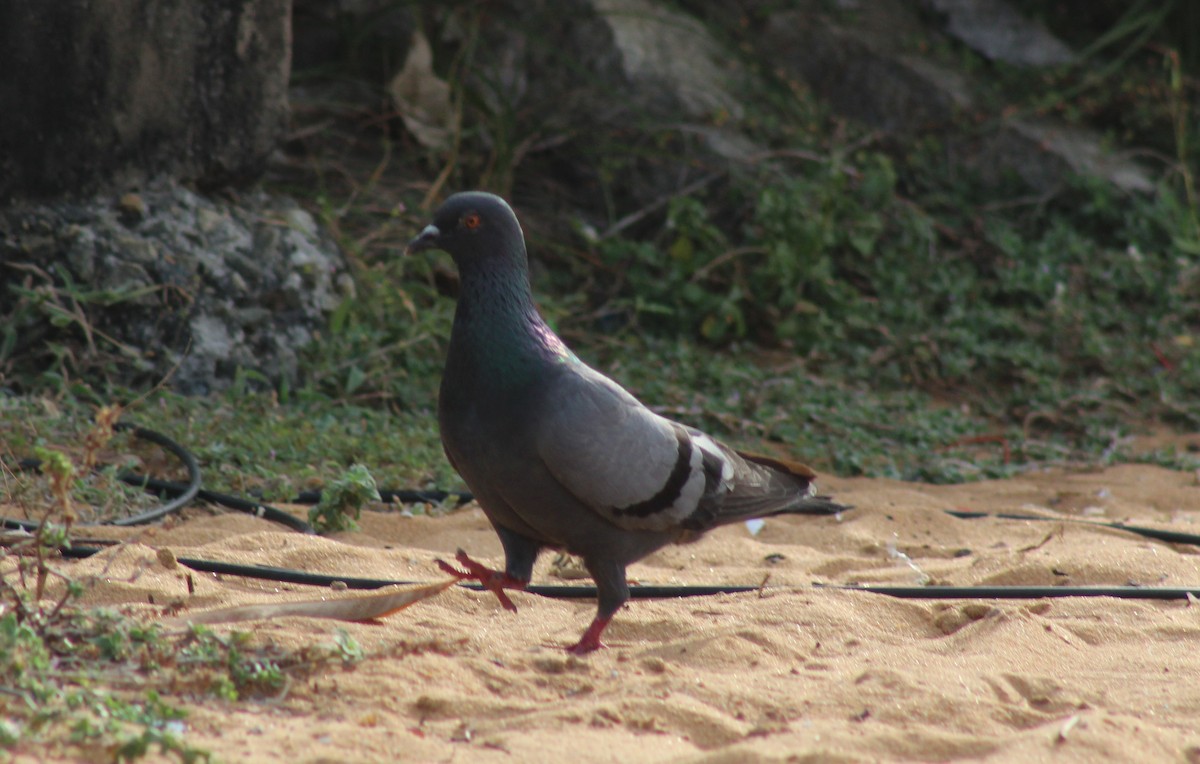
[566,557,628,654]
[566,614,612,655]
[435,548,527,612]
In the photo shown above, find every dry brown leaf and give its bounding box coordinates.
[169,579,456,626]
[388,32,454,150]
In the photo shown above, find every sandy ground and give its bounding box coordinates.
[17,463,1200,762]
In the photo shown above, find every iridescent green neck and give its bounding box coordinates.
[447,260,577,388]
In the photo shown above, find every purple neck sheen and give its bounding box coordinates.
[448,256,578,384]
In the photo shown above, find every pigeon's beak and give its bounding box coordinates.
[406,224,441,255]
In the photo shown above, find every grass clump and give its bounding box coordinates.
[309,463,382,533]
[1,424,206,760]
[0,416,366,760]
[2,387,455,514]
[0,606,204,762]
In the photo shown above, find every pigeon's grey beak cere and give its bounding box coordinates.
[416,190,847,655]
[405,224,440,255]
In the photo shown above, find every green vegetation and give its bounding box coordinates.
[0,597,361,760]
[0,431,205,760]
[0,418,364,758]
[5,4,1196,485]
[309,463,382,532]
[266,1,1200,482]
[0,602,204,762]
[599,165,1199,422]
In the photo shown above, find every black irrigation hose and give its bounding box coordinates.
[145,565,1200,603]
[946,509,1200,547]
[107,422,200,526]
[191,486,314,534]
[13,423,1200,603]
[56,544,756,598]
[52,546,1200,602]
[4,422,313,534]
[4,421,200,532]
[294,489,472,508]
[823,584,1200,601]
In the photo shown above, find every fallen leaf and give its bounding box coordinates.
[388,32,455,150]
[168,579,456,626]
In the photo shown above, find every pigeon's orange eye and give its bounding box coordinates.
[462,213,482,230]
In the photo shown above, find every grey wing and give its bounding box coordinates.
[533,367,728,533]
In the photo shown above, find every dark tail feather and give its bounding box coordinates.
[774,495,851,516]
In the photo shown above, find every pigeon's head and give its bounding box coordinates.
[407,191,526,270]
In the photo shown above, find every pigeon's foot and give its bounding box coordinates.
[435,548,527,612]
[566,614,612,655]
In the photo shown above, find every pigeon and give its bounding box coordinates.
[407,191,846,654]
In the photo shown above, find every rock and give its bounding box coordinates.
[924,0,1074,67]
[447,0,757,214]
[292,0,416,76]
[975,118,1156,194]
[0,181,347,395]
[764,0,1154,194]
[294,0,756,207]
[764,4,970,131]
[0,0,290,200]
[591,0,745,121]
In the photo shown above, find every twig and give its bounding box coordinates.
[940,433,1012,464]
[1019,527,1062,553]
[599,171,726,240]
[690,247,767,282]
